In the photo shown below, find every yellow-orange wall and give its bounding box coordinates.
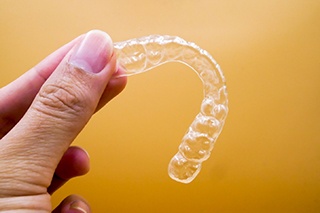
[1,1,319,212]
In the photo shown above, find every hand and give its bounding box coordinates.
[0,30,127,212]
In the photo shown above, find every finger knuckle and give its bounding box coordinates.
[35,81,86,118]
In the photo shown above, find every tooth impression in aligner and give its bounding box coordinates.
[114,35,228,184]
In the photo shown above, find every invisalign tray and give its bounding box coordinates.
[114,35,228,183]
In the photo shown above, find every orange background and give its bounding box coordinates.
[1,1,319,212]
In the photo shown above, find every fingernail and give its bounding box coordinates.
[115,60,120,73]
[69,200,89,213]
[69,30,113,73]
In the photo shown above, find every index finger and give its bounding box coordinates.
[0,35,83,138]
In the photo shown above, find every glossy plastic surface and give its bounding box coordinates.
[114,35,228,183]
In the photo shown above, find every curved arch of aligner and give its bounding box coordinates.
[113,35,228,183]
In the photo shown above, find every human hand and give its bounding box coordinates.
[0,30,127,212]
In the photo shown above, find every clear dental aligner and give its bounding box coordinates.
[113,35,228,183]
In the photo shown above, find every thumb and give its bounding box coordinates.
[0,30,116,195]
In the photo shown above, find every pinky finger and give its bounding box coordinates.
[52,194,91,213]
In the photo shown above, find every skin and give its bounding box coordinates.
[0,30,127,212]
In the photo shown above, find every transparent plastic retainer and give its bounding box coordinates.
[114,35,228,183]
